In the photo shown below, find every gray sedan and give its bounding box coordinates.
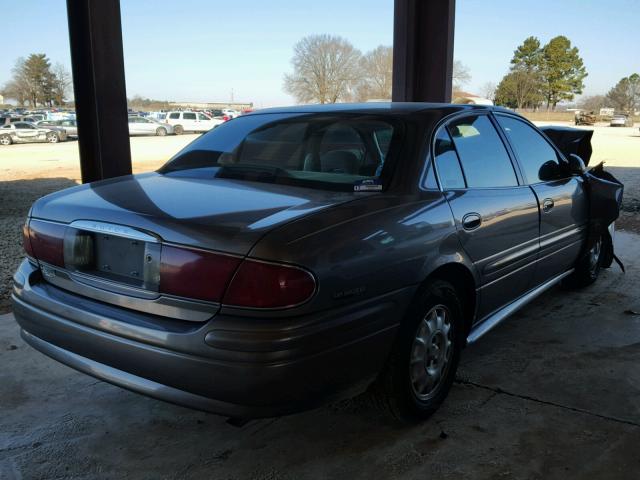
[37,119,78,138]
[12,103,622,422]
[128,115,174,136]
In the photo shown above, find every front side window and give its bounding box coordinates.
[496,115,563,183]
[14,122,33,129]
[447,115,517,188]
[198,113,210,121]
[161,113,400,191]
[183,112,196,120]
[169,112,180,119]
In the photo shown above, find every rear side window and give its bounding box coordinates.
[495,115,562,183]
[183,112,196,120]
[433,127,465,189]
[447,115,517,188]
[169,113,180,119]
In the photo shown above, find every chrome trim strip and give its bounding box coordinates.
[41,263,218,322]
[69,220,160,243]
[467,268,574,344]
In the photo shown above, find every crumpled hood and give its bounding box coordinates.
[31,172,355,254]
[540,126,593,165]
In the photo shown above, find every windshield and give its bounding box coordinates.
[160,112,401,192]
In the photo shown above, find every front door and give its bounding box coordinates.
[433,114,540,320]
[494,114,588,284]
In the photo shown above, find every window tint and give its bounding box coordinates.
[161,113,398,191]
[14,122,33,129]
[198,113,210,120]
[496,115,562,183]
[447,115,517,188]
[169,112,180,119]
[183,112,196,120]
[433,127,465,189]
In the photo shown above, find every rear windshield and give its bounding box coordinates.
[160,113,401,192]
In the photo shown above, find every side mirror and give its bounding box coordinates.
[567,154,586,175]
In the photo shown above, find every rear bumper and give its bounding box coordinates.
[12,259,413,418]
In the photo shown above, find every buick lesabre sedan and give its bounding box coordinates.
[13,104,622,422]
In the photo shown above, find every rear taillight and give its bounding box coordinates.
[22,223,35,258]
[223,259,316,309]
[26,220,65,267]
[159,245,241,302]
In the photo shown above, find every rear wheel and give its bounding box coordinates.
[156,127,167,136]
[46,132,59,143]
[0,134,11,146]
[374,280,464,422]
[173,125,184,135]
[563,236,602,288]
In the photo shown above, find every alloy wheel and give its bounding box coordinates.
[409,305,453,401]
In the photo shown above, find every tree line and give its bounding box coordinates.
[283,34,473,104]
[494,36,588,110]
[579,74,640,114]
[1,54,72,107]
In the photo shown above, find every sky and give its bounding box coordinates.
[1,0,638,107]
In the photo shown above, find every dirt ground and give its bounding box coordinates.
[1,231,638,479]
[0,125,639,315]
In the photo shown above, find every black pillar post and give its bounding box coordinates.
[66,0,132,183]
[392,0,456,103]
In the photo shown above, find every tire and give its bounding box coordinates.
[156,127,167,136]
[173,125,184,135]
[373,280,464,423]
[46,132,59,143]
[563,235,603,288]
[0,134,11,146]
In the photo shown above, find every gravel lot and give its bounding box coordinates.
[0,125,638,313]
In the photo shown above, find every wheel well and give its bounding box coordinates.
[424,263,476,336]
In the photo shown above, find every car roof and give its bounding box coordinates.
[251,102,508,116]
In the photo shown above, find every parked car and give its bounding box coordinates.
[0,121,67,145]
[37,119,78,138]
[12,104,622,422]
[164,111,223,134]
[222,108,240,118]
[127,115,174,136]
[610,114,634,127]
[1,115,38,126]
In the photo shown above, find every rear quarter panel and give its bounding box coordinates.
[246,191,477,318]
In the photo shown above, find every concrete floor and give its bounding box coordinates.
[1,232,639,480]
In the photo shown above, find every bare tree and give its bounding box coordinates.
[284,34,362,104]
[453,60,471,91]
[51,63,72,106]
[480,82,497,102]
[355,45,392,101]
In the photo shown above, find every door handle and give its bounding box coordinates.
[542,198,554,213]
[462,212,482,231]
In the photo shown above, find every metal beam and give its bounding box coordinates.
[66,0,132,183]
[392,0,456,103]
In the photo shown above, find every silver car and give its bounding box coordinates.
[128,115,174,136]
[37,119,78,138]
[610,114,634,127]
[12,104,623,422]
[0,122,67,145]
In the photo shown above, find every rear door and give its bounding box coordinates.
[494,114,588,284]
[433,114,540,319]
[182,112,197,131]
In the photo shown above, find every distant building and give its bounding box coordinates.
[169,101,253,111]
[452,91,493,106]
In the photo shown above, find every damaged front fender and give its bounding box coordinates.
[542,126,625,265]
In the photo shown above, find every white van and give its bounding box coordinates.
[164,111,224,134]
